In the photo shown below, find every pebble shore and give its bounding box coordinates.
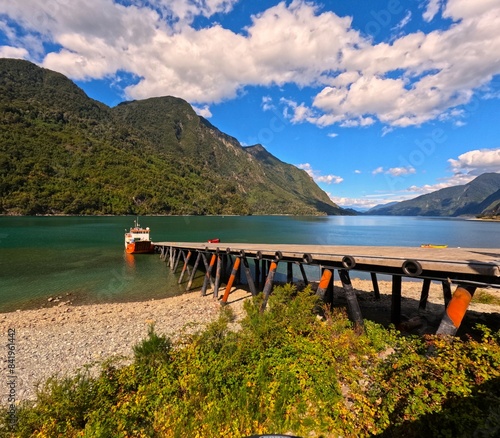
[1,289,251,403]
[1,279,499,403]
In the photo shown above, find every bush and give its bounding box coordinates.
[3,285,500,437]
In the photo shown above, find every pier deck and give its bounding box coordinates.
[153,242,500,335]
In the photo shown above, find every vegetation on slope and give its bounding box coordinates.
[370,173,500,217]
[4,285,500,437]
[0,59,345,216]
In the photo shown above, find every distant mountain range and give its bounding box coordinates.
[0,58,347,216]
[367,173,500,218]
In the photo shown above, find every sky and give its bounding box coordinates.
[1,0,499,211]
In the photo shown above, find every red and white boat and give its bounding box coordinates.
[124,219,155,254]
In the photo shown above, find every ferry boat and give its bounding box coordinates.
[124,219,155,254]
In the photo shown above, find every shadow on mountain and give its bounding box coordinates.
[373,376,500,438]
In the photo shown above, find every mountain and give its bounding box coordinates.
[367,201,398,213]
[477,189,500,219]
[370,173,500,217]
[0,58,346,216]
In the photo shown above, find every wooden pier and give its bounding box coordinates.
[154,242,500,336]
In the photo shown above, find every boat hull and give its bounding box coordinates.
[126,241,155,254]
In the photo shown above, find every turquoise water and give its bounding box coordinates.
[0,216,498,312]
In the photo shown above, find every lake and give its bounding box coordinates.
[0,215,498,313]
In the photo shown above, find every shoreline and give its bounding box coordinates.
[1,279,499,403]
[0,289,252,403]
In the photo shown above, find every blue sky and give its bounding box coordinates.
[1,0,499,210]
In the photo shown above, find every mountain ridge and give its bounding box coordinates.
[368,173,500,217]
[0,58,346,216]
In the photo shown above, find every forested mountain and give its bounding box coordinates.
[369,173,500,217]
[0,58,346,216]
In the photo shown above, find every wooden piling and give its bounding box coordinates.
[178,250,192,284]
[391,275,402,326]
[436,285,477,336]
[169,247,175,269]
[287,262,293,283]
[186,251,202,291]
[370,272,380,300]
[213,252,222,299]
[419,278,431,310]
[260,261,278,311]
[222,257,241,304]
[173,249,183,273]
[201,253,216,296]
[442,281,452,307]
[255,259,261,290]
[298,262,308,285]
[338,269,364,333]
[316,269,333,301]
[242,257,257,296]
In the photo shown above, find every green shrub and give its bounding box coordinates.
[3,285,500,437]
[133,324,172,369]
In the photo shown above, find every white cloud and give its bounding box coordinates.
[297,163,343,184]
[192,104,212,118]
[423,0,442,22]
[0,45,29,59]
[337,149,498,209]
[329,193,416,210]
[386,166,416,177]
[393,10,412,31]
[371,165,416,176]
[328,196,376,210]
[443,0,499,21]
[448,148,500,175]
[150,0,239,24]
[405,171,477,195]
[327,132,338,138]
[261,96,274,111]
[317,174,344,184]
[0,0,499,130]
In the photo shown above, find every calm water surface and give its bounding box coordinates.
[0,216,498,312]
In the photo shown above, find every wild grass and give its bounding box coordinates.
[473,289,500,306]
[3,284,500,437]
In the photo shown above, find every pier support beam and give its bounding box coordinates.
[213,253,223,299]
[391,275,402,326]
[338,269,364,333]
[201,253,216,296]
[173,249,183,273]
[169,247,175,269]
[178,251,192,284]
[287,262,293,283]
[186,251,202,291]
[316,268,333,302]
[255,259,261,291]
[442,281,452,307]
[242,256,257,296]
[436,284,476,336]
[370,272,381,300]
[260,261,278,312]
[222,257,241,304]
[298,262,308,286]
[419,278,431,310]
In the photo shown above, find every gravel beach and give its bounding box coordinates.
[2,279,499,403]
